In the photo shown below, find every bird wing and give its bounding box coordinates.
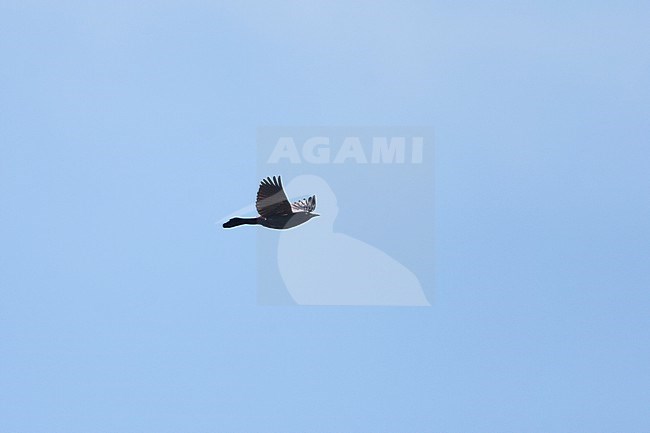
[291,195,316,213]
[256,176,293,217]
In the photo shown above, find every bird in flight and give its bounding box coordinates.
[223,176,319,229]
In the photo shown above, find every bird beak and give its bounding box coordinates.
[312,213,320,217]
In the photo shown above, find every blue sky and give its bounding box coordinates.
[1,1,649,432]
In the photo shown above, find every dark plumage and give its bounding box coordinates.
[223,176,318,230]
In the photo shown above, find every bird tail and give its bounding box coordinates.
[223,217,259,229]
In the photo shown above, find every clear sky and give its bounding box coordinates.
[1,1,649,432]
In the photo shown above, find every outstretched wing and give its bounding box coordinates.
[256,176,293,217]
[291,195,316,213]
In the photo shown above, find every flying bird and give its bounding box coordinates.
[223,176,319,229]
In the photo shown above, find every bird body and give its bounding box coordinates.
[223,176,318,230]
